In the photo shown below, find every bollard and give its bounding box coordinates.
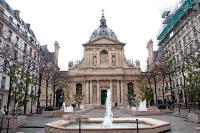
[136,118,139,133]
[6,117,9,133]
[179,107,180,115]
[0,117,3,133]
[79,119,81,133]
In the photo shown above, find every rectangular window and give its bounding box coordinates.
[17,23,20,30]
[0,22,3,36]
[15,36,19,46]
[9,16,13,22]
[1,76,6,89]
[14,50,18,59]
[24,43,27,53]
[30,47,32,57]
[8,30,12,41]
[34,52,36,59]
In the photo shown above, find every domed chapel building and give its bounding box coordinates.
[59,12,142,106]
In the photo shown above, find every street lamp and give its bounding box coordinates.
[176,84,180,103]
[30,89,34,114]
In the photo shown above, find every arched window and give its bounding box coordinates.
[76,83,82,95]
[100,50,108,64]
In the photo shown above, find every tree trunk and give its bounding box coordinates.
[23,81,29,115]
[53,83,56,108]
[13,89,16,115]
[162,75,165,103]
[6,77,12,115]
[154,76,158,104]
[168,74,174,104]
[46,75,49,107]
[182,70,187,108]
[199,101,200,110]
[36,72,42,113]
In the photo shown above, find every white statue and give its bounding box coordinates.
[138,99,147,111]
[62,103,73,112]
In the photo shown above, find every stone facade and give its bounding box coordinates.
[147,0,200,104]
[60,13,141,106]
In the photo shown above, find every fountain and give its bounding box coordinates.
[45,93,171,133]
[102,89,113,127]
[138,99,147,111]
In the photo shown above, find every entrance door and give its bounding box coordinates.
[101,90,107,105]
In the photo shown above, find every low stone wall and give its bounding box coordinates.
[42,110,65,117]
[119,107,172,116]
[45,117,171,133]
[42,106,95,117]
[188,113,200,123]
[0,115,27,129]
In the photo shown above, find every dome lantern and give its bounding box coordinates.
[89,10,118,42]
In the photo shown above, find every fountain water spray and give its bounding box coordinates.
[102,89,113,128]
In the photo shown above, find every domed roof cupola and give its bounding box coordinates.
[89,10,118,42]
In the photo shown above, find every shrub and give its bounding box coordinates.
[45,106,54,111]
[158,104,166,109]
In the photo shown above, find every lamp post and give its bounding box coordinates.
[30,89,34,114]
[176,84,180,103]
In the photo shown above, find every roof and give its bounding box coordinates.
[89,11,118,42]
[0,0,36,38]
[40,45,55,62]
[154,46,163,61]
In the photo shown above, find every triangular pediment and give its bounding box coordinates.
[86,37,124,45]
[91,38,117,44]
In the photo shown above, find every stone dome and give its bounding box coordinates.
[89,12,118,42]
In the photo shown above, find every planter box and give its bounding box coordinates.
[42,110,64,117]
[188,113,200,123]
[0,115,27,129]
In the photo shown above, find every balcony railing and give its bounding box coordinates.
[0,11,41,49]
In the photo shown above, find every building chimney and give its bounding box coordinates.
[146,39,154,69]
[54,41,60,66]
[14,10,20,16]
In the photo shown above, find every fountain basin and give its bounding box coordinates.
[45,117,171,133]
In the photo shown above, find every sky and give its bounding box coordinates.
[6,0,180,71]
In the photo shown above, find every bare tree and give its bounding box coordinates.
[0,36,23,115]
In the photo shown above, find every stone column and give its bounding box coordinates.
[85,81,89,104]
[90,81,93,104]
[110,80,113,102]
[121,81,124,104]
[117,80,120,104]
[97,80,100,104]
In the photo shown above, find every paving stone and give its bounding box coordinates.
[5,108,200,133]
